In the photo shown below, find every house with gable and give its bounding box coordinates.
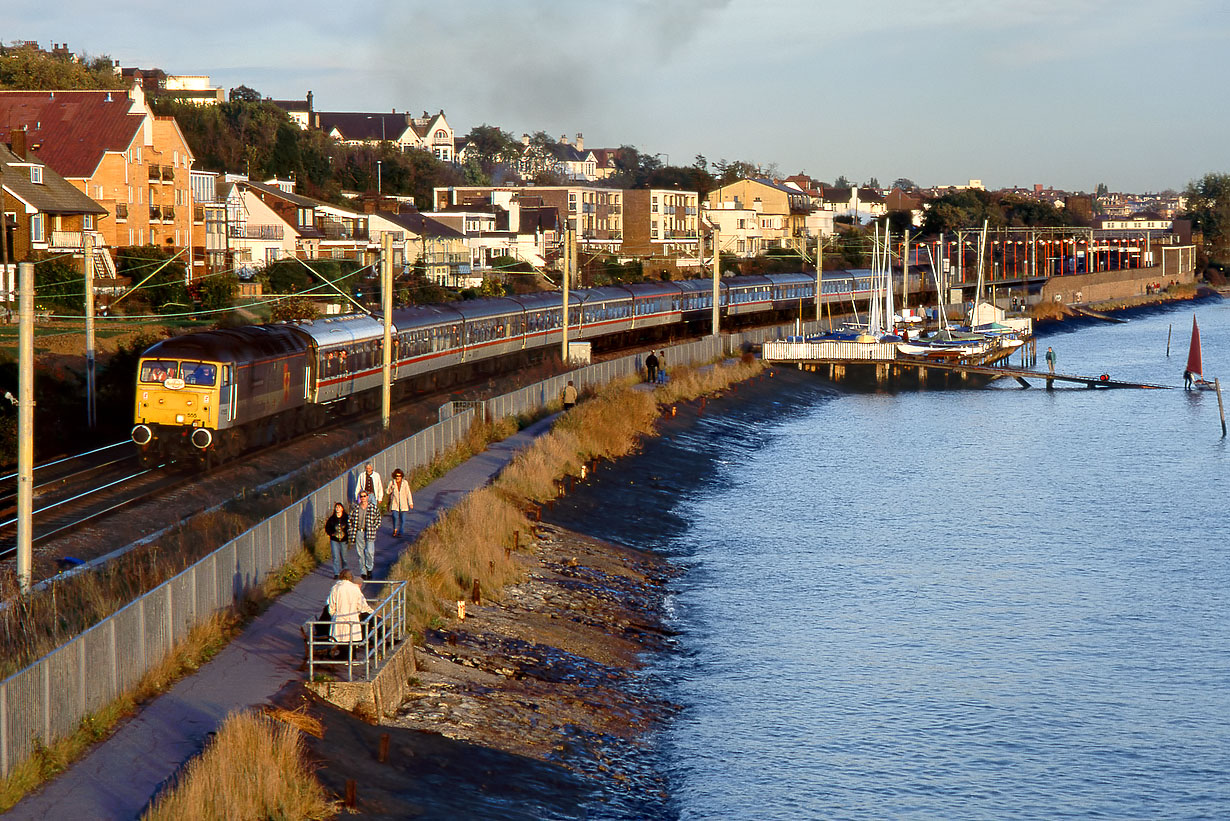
[311,109,456,162]
[232,179,370,264]
[706,178,814,252]
[517,134,598,182]
[365,205,471,287]
[0,83,196,271]
[2,132,109,298]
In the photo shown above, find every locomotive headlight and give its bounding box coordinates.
[176,414,185,423]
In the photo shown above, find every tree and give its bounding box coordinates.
[33,256,85,313]
[462,124,520,183]
[1183,172,1230,265]
[0,44,123,90]
[865,176,880,190]
[194,272,239,312]
[833,175,851,189]
[892,178,917,190]
[115,247,189,314]
[229,85,262,103]
[1095,182,1109,198]
[270,296,319,322]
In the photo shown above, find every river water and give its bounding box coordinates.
[550,297,1230,820]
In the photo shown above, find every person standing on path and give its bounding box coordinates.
[326,570,372,644]
[1045,346,1056,374]
[645,350,659,383]
[657,350,667,383]
[355,462,383,504]
[349,490,382,580]
[561,380,578,410]
[324,502,350,578]
[385,469,414,537]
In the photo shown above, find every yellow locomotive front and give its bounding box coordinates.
[132,356,223,461]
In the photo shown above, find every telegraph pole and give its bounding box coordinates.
[84,232,97,428]
[814,235,823,321]
[17,261,34,592]
[561,228,571,362]
[380,231,392,429]
[711,226,720,336]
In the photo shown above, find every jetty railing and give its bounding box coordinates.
[304,580,406,683]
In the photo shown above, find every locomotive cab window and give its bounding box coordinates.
[181,362,217,386]
[140,360,178,382]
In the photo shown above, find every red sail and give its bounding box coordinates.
[1186,315,1203,378]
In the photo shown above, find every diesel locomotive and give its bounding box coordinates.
[131,271,876,465]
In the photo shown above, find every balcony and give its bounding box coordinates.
[193,206,205,224]
[149,205,161,222]
[317,218,368,241]
[228,224,285,240]
[162,206,175,222]
[162,166,174,183]
[48,230,106,250]
[115,203,129,222]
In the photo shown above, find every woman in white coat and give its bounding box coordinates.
[327,570,372,644]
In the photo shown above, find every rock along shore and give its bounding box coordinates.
[296,521,679,817]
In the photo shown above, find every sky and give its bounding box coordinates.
[7,0,1229,193]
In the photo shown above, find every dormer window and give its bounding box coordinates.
[30,166,43,184]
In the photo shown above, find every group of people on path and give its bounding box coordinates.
[323,462,415,581]
[645,349,668,384]
[321,461,416,645]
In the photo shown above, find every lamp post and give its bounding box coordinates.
[376,160,382,195]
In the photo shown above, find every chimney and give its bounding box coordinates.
[521,133,530,146]
[306,90,314,113]
[10,129,27,159]
[575,133,583,150]
[560,134,568,145]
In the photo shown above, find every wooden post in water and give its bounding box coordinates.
[1167,324,1172,357]
[1216,378,1227,437]
[378,733,390,763]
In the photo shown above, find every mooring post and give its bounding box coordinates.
[1167,324,1172,357]
[378,733,390,763]
[345,780,357,808]
[1216,378,1227,437]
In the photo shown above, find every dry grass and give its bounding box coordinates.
[0,609,240,812]
[0,542,323,813]
[390,361,761,635]
[141,710,332,821]
[654,358,764,405]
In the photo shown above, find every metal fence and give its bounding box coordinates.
[0,325,791,777]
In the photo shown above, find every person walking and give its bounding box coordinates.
[1045,346,1056,374]
[645,350,659,383]
[355,462,383,504]
[324,502,350,578]
[385,469,414,537]
[561,380,578,410]
[349,490,382,580]
[326,570,372,645]
[656,350,667,384]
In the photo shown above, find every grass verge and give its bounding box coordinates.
[389,358,764,635]
[0,543,324,812]
[140,710,332,821]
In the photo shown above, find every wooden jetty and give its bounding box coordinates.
[762,339,1171,390]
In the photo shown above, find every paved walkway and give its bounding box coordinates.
[6,416,558,820]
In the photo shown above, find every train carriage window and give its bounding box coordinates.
[140,360,178,382]
[182,362,217,386]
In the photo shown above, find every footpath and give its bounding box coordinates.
[6,415,559,821]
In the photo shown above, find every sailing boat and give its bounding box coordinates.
[1185,314,1215,391]
[896,245,990,358]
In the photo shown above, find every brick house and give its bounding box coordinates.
[622,189,701,276]
[1,134,109,299]
[312,109,456,162]
[0,83,196,271]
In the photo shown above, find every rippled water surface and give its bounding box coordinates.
[552,298,1230,820]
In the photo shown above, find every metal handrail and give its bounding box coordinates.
[305,579,407,682]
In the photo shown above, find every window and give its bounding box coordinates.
[30,214,44,243]
[84,215,94,230]
[30,166,43,184]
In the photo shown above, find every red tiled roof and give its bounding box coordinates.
[0,90,145,179]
